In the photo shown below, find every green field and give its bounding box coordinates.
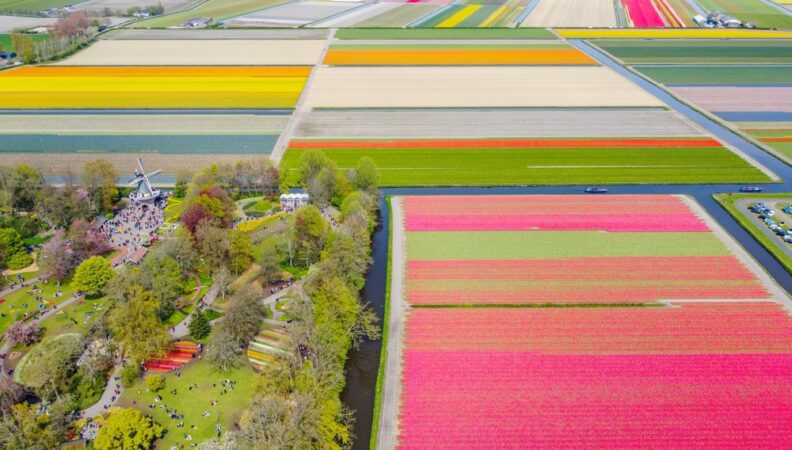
[736,123,792,162]
[0,0,70,13]
[0,33,48,51]
[636,65,792,85]
[715,193,792,272]
[335,28,556,40]
[0,274,78,337]
[281,146,770,187]
[131,0,289,28]
[407,231,729,260]
[593,40,792,64]
[695,0,792,29]
[118,360,256,449]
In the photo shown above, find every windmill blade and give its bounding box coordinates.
[145,170,162,179]
[137,158,146,173]
[128,176,143,187]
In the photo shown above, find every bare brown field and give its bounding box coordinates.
[73,0,197,14]
[520,0,616,27]
[0,114,289,134]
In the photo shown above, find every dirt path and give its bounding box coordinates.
[377,197,407,450]
[680,195,792,308]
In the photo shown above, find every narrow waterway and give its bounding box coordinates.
[343,40,792,449]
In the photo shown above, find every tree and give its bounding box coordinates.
[0,373,24,416]
[82,159,119,213]
[0,228,26,270]
[306,167,338,208]
[4,322,41,347]
[141,254,184,319]
[208,285,263,371]
[35,185,92,229]
[152,234,195,276]
[206,328,242,372]
[145,375,166,393]
[174,170,193,199]
[229,230,253,274]
[213,265,232,301]
[94,407,163,450]
[181,203,214,235]
[68,219,111,259]
[354,156,379,193]
[16,334,82,399]
[188,310,211,340]
[73,256,114,295]
[10,33,35,64]
[76,338,114,387]
[292,205,328,267]
[0,403,62,450]
[108,286,171,364]
[259,244,283,285]
[38,230,75,281]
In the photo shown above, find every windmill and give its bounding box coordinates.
[128,158,162,203]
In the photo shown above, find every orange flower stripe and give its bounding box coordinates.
[323,49,596,66]
[0,66,312,78]
[290,138,722,149]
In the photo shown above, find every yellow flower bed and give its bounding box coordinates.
[236,212,285,233]
[0,67,309,109]
[555,29,792,39]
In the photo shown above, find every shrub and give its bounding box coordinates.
[120,363,141,388]
[6,252,33,270]
[145,375,166,393]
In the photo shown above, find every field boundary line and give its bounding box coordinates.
[376,197,406,450]
[270,28,336,165]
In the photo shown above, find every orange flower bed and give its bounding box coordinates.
[0,66,312,78]
[323,49,596,66]
[290,137,721,149]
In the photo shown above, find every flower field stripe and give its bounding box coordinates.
[397,351,792,449]
[555,28,792,38]
[403,303,792,354]
[407,231,731,260]
[322,48,596,66]
[0,66,312,78]
[437,5,481,27]
[403,195,709,232]
[289,137,719,149]
[622,0,667,27]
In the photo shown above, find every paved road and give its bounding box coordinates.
[81,366,124,418]
[0,275,41,298]
[376,198,406,450]
[170,284,219,339]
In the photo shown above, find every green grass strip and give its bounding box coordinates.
[593,39,792,64]
[407,231,731,260]
[335,28,556,40]
[636,65,792,85]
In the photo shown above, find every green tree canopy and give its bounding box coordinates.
[108,285,171,364]
[73,256,114,295]
[94,407,163,450]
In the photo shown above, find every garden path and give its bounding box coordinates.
[81,366,124,418]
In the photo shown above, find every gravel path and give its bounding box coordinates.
[377,197,406,450]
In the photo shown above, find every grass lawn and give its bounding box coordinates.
[118,359,257,449]
[0,0,70,13]
[406,231,730,260]
[164,197,182,224]
[336,28,555,40]
[714,193,792,273]
[636,65,792,85]
[0,275,77,336]
[35,295,110,341]
[593,40,792,64]
[281,146,770,187]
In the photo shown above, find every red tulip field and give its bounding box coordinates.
[389,195,792,448]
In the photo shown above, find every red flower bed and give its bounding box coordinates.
[144,341,198,373]
[406,256,770,305]
[622,0,666,27]
[404,195,709,232]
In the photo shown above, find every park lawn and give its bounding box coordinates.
[715,193,792,273]
[406,231,730,260]
[593,40,792,64]
[164,197,182,224]
[0,275,76,336]
[131,0,290,27]
[335,28,555,40]
[280,146,770,186]
[695,0,792,29]
[636,65,792,85]
[35,295,110,341]
[118,360,257,449]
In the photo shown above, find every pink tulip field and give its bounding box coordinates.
[393,195,792,449]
